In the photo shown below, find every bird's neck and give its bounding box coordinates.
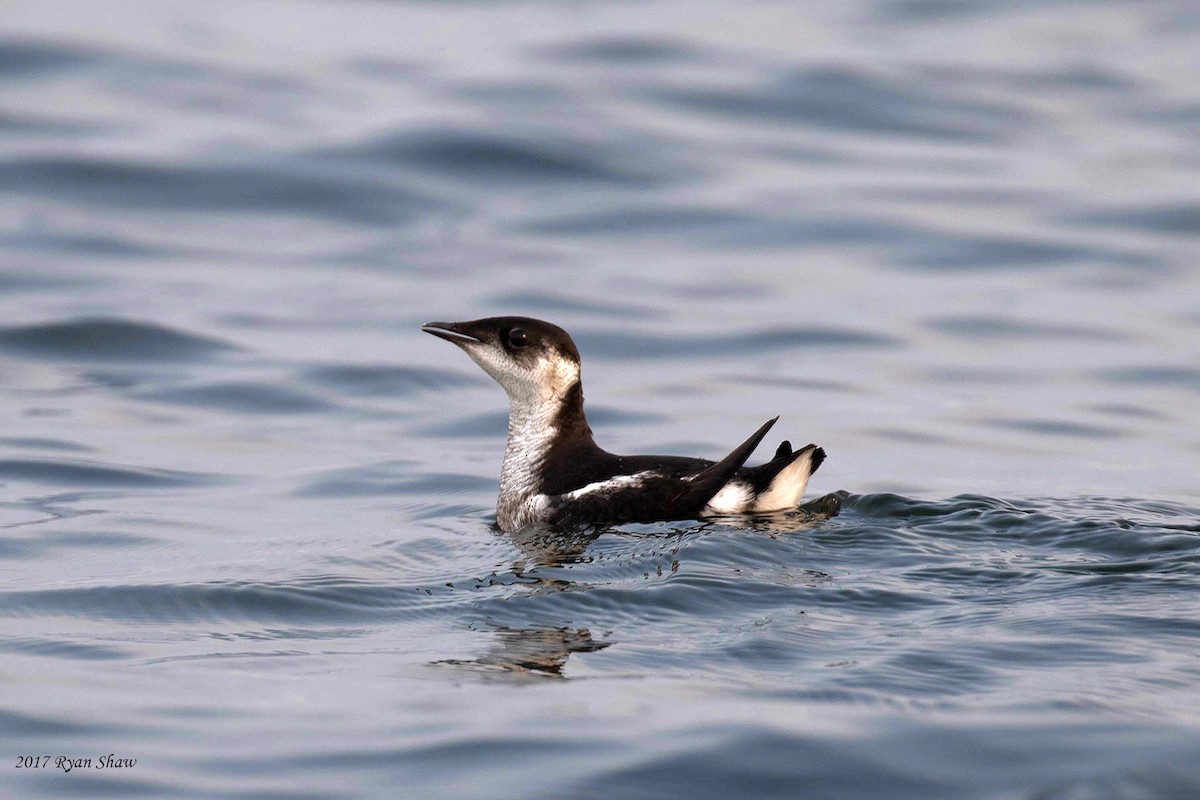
[499,380,593,503]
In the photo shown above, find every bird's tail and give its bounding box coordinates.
[753,444,825,512]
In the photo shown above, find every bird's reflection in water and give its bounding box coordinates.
[436,626,611,680]
[434,526,610,679]
[737,491,845,533]
[437,491,843,678]
[503,491,841,567]
[506,523,600,570]
[698,491,845,535]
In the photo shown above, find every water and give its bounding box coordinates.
[2,1,1200,797]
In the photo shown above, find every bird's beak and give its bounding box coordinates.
[422,321,485,347]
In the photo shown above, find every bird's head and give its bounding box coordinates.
[422,316,582,407]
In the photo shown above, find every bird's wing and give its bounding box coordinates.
[545,417,778,527]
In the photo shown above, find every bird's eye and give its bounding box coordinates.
[506,328,528,349]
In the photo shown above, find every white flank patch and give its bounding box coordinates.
[564,471,657,500]
[753,449,815,511]
[704,480,753,515]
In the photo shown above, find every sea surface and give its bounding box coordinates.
[2,1,1200,798]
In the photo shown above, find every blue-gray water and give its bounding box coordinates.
[3,1,1200,797]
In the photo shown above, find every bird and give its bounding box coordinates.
[422,316,826,532]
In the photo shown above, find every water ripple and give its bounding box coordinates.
[1,228,162,258]
[0,156,440,225]
[0,531,159,560]
[0,38,98,76]
[654,65,1028,142]
[317,128,668,187]
[0,437,94,453]
[0,636,130,661]
[136,381,334,415]
[982,417,1124,439]
[485,290,653,319]
[0,458,226,488]
[900,232,1151,271]
[544,36,700,64]
[521,206,905,247]
[1075,203,1200,237]
[0,709,112,737]
[300,363,476,397]
[296,463,493,498]
[0,318,234,362]
[578,326,899,359]
[1096,365,1200,392]
[926,314,1128,342]
[0,580,424,624]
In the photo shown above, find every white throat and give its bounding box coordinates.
[499,394,560,498]
[462,344,581,529]
[495,392,565,529]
